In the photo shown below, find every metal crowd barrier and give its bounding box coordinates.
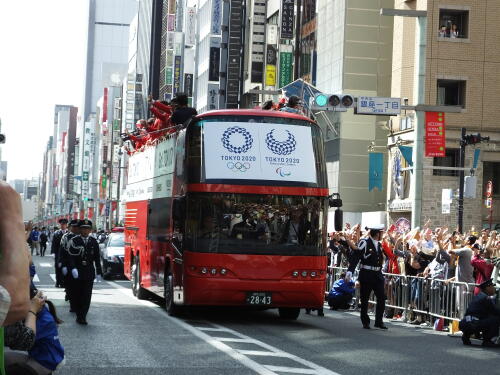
[327,266,477,322]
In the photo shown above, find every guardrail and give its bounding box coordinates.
[327,266,477,322]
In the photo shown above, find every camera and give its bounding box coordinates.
[0,133,5,144]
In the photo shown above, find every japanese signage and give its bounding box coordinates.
[265,65,276,86]
[209,42,220,81]
[185,7,196,46]
[173,55,182,94]
[281,0,295,39]
[279,49,293,88]
[126,136,176,202]
[203,122,316,183]
[356,96,401,115]
[226,0,244,108]
[207,83,219,110]
[167,14,175,32]
[425,112,446,157]
[165,67,173,85]
[442,189,453,214]
[267,24,278,45]
[168,0,175,14]
[167,33,175,50]
[184,73,193,97]
[266,45,277,65]
[211,0,222,34]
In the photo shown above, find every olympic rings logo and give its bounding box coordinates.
[221,126,253,154]
[265,129,296,155]
[226,162,250,172]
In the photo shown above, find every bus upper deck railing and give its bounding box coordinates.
[327,266,478,322]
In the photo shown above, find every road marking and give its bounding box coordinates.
[238,350,291,357]
[39,263,52,267]
[33,275,40,282]
[49,274,56,282]
[265,366,317,374]
[108,281,342,375]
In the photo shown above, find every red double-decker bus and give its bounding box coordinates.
[124,109,329,319]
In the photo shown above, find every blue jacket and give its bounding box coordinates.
[30,230,40,242]
[29,306,64,371]
[328,279,355,298]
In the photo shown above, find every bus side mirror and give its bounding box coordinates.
[329,193,342,208]
[172,197,186,223]
[334,209,343,232]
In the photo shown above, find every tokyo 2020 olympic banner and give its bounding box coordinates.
[203,122,317,183]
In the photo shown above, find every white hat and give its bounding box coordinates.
[367,224,385,231]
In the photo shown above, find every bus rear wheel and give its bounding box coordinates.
[164,273,181,316]
[278,308,300,320]
[131,257,147,300]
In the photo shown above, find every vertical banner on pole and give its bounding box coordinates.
[425,112,446,157]
[368,152,384,192]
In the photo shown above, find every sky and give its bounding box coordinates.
[0,0,88,180]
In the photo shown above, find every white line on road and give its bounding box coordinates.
[108,281,342,375]
[33,275,40,283]
[39,263,52,267]
[265,366,318,374]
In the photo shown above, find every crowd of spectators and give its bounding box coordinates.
[327,220,500,326]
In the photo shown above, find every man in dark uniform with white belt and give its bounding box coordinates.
[459,278,500,347]
[348,224,388,330]
[51,218,68,288]
[60,219,80,311]
[66,219,103,325]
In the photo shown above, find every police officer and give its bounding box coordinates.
[459,278,500,347]
[66,219,103,325]
[51,218,68,288]
[60,219,81,311]
[348,224,388,330]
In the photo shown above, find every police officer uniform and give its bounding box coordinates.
[459,278,500,347]
[51,218,68,288]
[59,219,80,311]
[66,219,102,325]
[348,225,387,329]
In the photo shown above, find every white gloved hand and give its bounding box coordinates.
[62,267,68,276]
[346,271,353,282]
[95,275,102,283]
[71,268,79,279]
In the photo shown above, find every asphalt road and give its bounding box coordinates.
[30,255,500,375]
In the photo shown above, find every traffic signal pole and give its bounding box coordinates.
[457,127,466,233]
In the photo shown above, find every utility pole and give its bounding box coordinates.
[293,0,302,80]
[457,127,466,233]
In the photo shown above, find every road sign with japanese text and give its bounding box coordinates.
[356,96,401,115]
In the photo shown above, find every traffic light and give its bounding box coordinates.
[311,93,354,111]
[462,133,489,145]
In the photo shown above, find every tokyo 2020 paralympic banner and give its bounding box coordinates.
[204,122,317,183]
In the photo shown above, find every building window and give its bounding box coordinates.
[437,80,466,108]
[438,9,469,38]
[433,149,459,177]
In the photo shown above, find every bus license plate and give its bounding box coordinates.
[246,292,272,305]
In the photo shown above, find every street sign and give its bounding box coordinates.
[356,97,401,115]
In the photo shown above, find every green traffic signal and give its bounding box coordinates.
[315,94,328,107]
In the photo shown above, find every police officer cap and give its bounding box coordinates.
[69,219,79,227]
[479,278,494,290]
[58,218,68,224]
[366,224,385,231]
[78,219,92,228]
